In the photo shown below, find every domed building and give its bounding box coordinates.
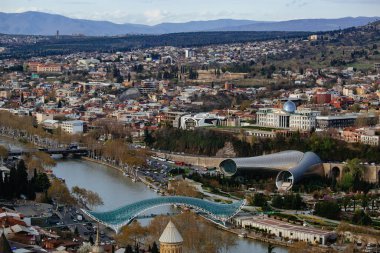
[159,221,183,253]
[256,100,320,131]
[283,100,297,113]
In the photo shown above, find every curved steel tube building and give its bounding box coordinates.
[219,151,322,191]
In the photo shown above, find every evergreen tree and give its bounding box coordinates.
[124,245,133,253]
[74,226,80,237]
[89,235,94,245]
[151,242,159,253]
[16,160,29,197]
[0,172,4,199]
[134,244,139,253]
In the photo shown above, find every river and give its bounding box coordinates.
[0,137,287,253]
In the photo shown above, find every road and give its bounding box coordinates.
[46,206,115,245]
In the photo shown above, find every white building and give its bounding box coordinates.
[179,113,225,130]
[185,49,195,58]
[35,113,54,124]
[361,134,380,146]
[256,101,320,131]
[236,216,335,245]
[60,120,84,134]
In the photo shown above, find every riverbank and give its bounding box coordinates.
[0,135,288,253]
[81,157,293,250]
[81,156,160,191]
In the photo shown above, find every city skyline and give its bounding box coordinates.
[1,0,379,25]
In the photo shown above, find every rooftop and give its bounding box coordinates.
[159,221,183,244]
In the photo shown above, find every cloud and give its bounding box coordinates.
[143,9,169,24]
[286,0,309,8]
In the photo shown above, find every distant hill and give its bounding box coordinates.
[0,12,379,36]
[213,17,380,32]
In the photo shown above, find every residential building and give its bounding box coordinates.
[60,120,84,134]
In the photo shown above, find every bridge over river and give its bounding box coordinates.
[7,147,88,157]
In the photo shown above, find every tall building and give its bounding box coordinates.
[185,49,195,58]
[159,221,183,253]
[91,224,104,253]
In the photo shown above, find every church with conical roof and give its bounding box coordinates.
[159,221,183,253]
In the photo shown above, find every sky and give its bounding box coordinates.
[1,0,379,25]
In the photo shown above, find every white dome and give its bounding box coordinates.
[159,221,183,244]
[283,100,296,113]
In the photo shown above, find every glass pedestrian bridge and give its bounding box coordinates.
[82,196,246,232]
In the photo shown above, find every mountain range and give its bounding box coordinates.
[0,11,379,36]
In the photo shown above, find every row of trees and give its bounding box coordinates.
[47,179,103,209]
[315,199,374,226]
[150,127,228,156]
[0,111,146,170]
[149,127,380,164]
[314,200,341,220]
[271,194,304,210]
[4,31,309,60]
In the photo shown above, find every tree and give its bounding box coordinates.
[342,196,351,212]
[144,129,154,146]
[361,194,369,210]
[116,221,148,247]
[315,201,341,220]
[344,158,366,181]
[151,242,159,253]
[72,186,103,208]
[47,179,76,207]
[124,245,133,253]
[342,159,367,192]
[77,243,92,253]
[167,179,202,198]
[89,235,94,245]
[0,145,8,162]
[252,193,267,207]
[352,210,372,226]
[268,243,276,253]
[74,226,80,237]
[340,173,354,191]
[34,171,51,193]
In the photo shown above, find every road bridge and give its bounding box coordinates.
[7,148,88,157]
